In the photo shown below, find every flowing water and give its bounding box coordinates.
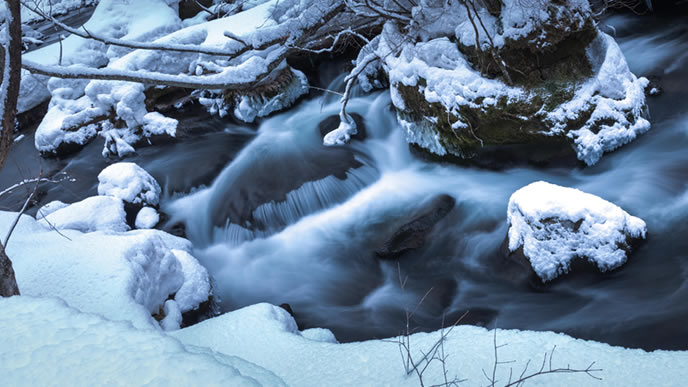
[4,12,687,350]
[160,14,688,350]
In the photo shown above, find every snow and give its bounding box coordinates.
[231,68,309,123]
[2,210,210,330]
[368,1,648,165]
[557,33,651,166]
[38,195,129,233]
[35,200,68,220]
[3,296,688,386]
[21,0,98,24]
[161,299,183,331]
[135,206,160,229]
[171,249,211,313]
[98,162,162,207]
[30,0,315,155]
[323,114,358,146]
[507,181,647,282]
[0,297,285,386]
[20,0,182,114]
[171,302,688,387]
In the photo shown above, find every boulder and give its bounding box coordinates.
[379,0,650,166]
[376,194,455,259]
[506,181,647,282]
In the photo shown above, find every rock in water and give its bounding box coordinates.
[377,0,650,166]
[506,181,647,282]
[376,194,456,259]
[97,162,162,207]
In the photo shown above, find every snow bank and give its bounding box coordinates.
[21,0,182,114]
[21,0,98,24]
[38,195,129,233]
[171,302,688,386]
[31,0,313,156]
[98,162,161,206]
[507,181,647,281]
[3,296,687,386]
[3,211,209,329]
[35,200,68,220]
[556,33,651,165]
[0,297,285,386]
[135,207,160,229]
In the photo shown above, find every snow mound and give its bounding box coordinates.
[507,181,647,281]
[35,200,68,220]
[21,0,182,114]
[38,196,129,233]
[557,33,651,166]
[171,249,211,313]
[0,297,285,386]
[98,162,161,206]
[3,212,209,329]
[135,206,160,229]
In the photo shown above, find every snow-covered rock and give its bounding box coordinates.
[171,249,211,313]
[38,196,129,233]
[507,181,647,282]
[370,0,649,166]
[135,207,160,229]
[0,297,285,386]
[3,211,209,329]
[98,162,162,207]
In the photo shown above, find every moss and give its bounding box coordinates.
[396,81,557,159]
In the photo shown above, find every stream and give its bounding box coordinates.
[3,11,687,350]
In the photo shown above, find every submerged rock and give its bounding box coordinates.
[506,181,647,282]
[376,194,455,259]
[377,0,650,166]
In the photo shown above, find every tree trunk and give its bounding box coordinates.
[0,0,23,297]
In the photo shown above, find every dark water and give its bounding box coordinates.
[3,12,687,350]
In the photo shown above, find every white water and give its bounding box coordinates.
[163,15,688,348]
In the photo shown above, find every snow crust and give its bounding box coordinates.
[97,162,161,206]
[171,249,211,313]
[0,297,285,386]
[171,302,688,386]
[507,181,647,281]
